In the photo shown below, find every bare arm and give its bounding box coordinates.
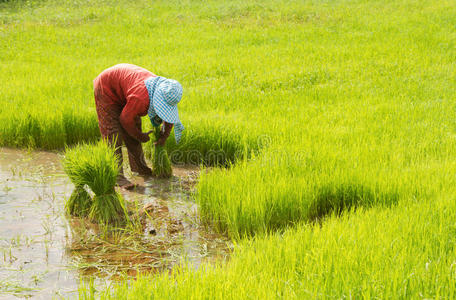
[155,122,174,146]
[119,97,150,143]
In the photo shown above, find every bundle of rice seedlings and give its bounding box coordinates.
[63,140,128,224]
[152,126,172,178]
[89,192,126,224]
[65,185,92,217]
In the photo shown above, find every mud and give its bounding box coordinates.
[0,148,231,299]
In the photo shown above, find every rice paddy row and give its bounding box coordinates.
[92,193,456,299]
[1,0,455,298]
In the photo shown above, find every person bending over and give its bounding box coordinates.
[93,63,184,189]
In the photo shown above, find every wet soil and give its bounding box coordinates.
[0,148,231,299]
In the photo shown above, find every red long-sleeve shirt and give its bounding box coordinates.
[94,63,155,142]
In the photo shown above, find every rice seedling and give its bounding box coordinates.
[92,194,456,299]
[65,186,92,217]
[63,140,128,225]
[151,127,172,178]
[1,0,456,297]
[89,192,127,225]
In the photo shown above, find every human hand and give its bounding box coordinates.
[139,130,156,143]
[154,122,173,146]
[139,132,151,143]
[154,135,167,146]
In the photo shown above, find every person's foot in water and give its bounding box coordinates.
[116,174,137,190]
[131,165,153,177]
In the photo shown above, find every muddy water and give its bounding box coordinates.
[0,148,231,299]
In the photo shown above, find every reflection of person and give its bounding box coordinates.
[93,63,184,189]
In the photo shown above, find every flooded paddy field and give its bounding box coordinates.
[0,148,230,299]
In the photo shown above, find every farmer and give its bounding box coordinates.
[93,63,184,189]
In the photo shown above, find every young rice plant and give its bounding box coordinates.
[63,140,128,225]
[151,126,172,178]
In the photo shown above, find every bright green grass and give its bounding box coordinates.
[63,140,128,224]
[1,0,456,297]
[66,185,92,217]
[63,140,119,195]
[89,194,456,299]
[150,126,173,178]
[1,0,455,236]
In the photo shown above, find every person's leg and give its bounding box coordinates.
[94,83,136,189]
[120,117,152,176]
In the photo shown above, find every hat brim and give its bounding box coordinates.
[152,89,180,124]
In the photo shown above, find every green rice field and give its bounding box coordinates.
[1,0,456,298]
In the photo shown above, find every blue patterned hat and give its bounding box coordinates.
[145,76,184,144]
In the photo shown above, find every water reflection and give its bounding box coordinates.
[0,148,231,299]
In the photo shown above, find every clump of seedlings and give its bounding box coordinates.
[63,140,128,225]
[152,126,172,178]
[65,186,92,217]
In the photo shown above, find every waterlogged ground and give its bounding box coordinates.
[0,148,230,299]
